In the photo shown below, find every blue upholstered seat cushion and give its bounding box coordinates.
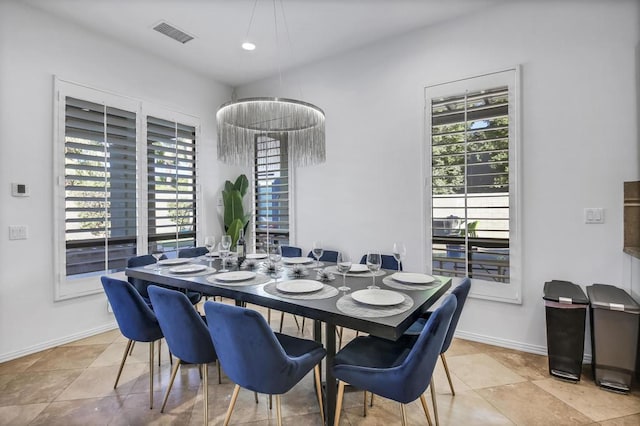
[148,286,216,365]
[101,276,164,343]
[331,294,457,404]
[204,301,326,395]
[281,245,302,257]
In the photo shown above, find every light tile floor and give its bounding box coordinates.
[1,303,639,425]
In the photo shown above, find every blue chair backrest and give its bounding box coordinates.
[307,250,339,263]
[394,294,456,403]
[441,277,471,353]
[204,301,312,394]
[127,254,166,298]
[147,285,216,364]
[101,276,163,343]
[281,245,302,257]
[178,247,209,258]
[359,254,402,271]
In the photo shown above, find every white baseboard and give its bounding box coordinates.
[0,321,118,363]
[455,330,593,363]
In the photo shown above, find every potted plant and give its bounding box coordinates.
[222,174,250,248]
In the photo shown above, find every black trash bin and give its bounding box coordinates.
[543,280,589,382]
[586,284,640,393]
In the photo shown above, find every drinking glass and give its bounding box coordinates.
[312,240,324,268]
[204,236,216,268]
[366,251,382,289]
[220,235,232,272]
[269,243,282,264]
[151,243,163,270]
[336,251,352,292]
[392,242,406,272]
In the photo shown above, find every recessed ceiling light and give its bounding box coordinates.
[242,42,256,51]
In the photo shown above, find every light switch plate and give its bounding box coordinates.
[9,225,28,240]
[584,208,604,224]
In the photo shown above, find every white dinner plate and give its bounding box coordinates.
[391,272,435,285]
[351,289,405,306]
[214,271,257,282]
[349,264,369,273]
[158,258,190,266]
[246,253,268,259]
[204,252,219,257]
[169,264,207,274]
[282,257,315,265]
[276,279,324,294]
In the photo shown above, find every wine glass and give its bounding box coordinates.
[220,235,232,272]
[204,236,216,267]
[151,243,164,271]
[312,240,324,268]
[366,251,382,289]
[336,251,352,292]
[269,243,282,264]
[392,242,406,272]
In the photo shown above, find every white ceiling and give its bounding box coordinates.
[25,0,505,87]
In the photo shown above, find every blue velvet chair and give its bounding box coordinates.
[178,246,209,258]
[332,294,457,426]
[281,245,302,257]
[204,301,327,426]
[147,286,218,426]
[359,254,402,271]
[127,254,202,306]
[405,277,472,396]
[101,276,165,409]
[307,250,339,263]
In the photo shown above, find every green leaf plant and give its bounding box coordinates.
[222,174,250,248]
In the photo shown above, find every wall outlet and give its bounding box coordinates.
[8,225,28,240]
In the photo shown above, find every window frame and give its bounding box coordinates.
[53,77,201,301]
[423,67,522,304]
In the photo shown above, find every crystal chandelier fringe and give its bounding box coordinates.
[217,97,325,167]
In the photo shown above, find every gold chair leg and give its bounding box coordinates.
[420,394,433,426]
[217,360,222,384]
[269,394,273,409]
[276,394,283,426]
[114,339,133,389]
[370,392,375,407]
[400,403,408,426]
[268,308,271,324]
[129,340,136,356]
[314,365,324,424]
[161,358,181,412]
[334,381,345,426]
[430,378,439,426]
[301,317,306,334]
[149,341,155,409]
[441,353,455,396]
[254,392,259,404]
[158,339,161,366]
[293,315,301,330]
[203,364,209,426]
[224,384,241,426]
[336,327,343,349]
[363,391,367,417]
[279,312,285,333]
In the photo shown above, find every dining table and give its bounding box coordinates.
[125,255,451,426]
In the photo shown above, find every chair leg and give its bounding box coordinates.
[441,353,455,396]
[301,317,306,334]
[400,403,408,426]
[129,340,136,356]
[217,360,222,384]
[370,392,375,407]
[279,312,285,333]
[269,394,273,409]
[419,394,433,426]
[275,394,283,426]
[114,339,133,389]
[224,384,241,426]
[334,380,345,426]
[254,392,259,404]
[267,308,271,324]
[202,364,209,426]
[149,341,155,409]
[157,339,161,366]
[314,365,324,424]
[293,315,301,330]
[430,378,440,426]
[363,391,367,417]
[336,327,343,349]
[161,358,181,412]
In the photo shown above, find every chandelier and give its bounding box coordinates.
[216,96,325,167]
[216,0,326,167]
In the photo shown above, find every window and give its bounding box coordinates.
[253,134,291,251]
[146,116,197,257]
[426,68,521,303]
[54,79,200,300]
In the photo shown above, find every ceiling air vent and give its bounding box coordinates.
[153,21,194,44]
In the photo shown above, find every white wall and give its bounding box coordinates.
[238,1,640,353]
[0,1,234,360]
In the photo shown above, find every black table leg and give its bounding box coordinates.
[324,322,336,426]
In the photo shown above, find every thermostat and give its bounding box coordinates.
[11,183,30,197]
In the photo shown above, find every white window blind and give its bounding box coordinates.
[147,116,197,256]
[254,134,290,251]
[64,97,138,278]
